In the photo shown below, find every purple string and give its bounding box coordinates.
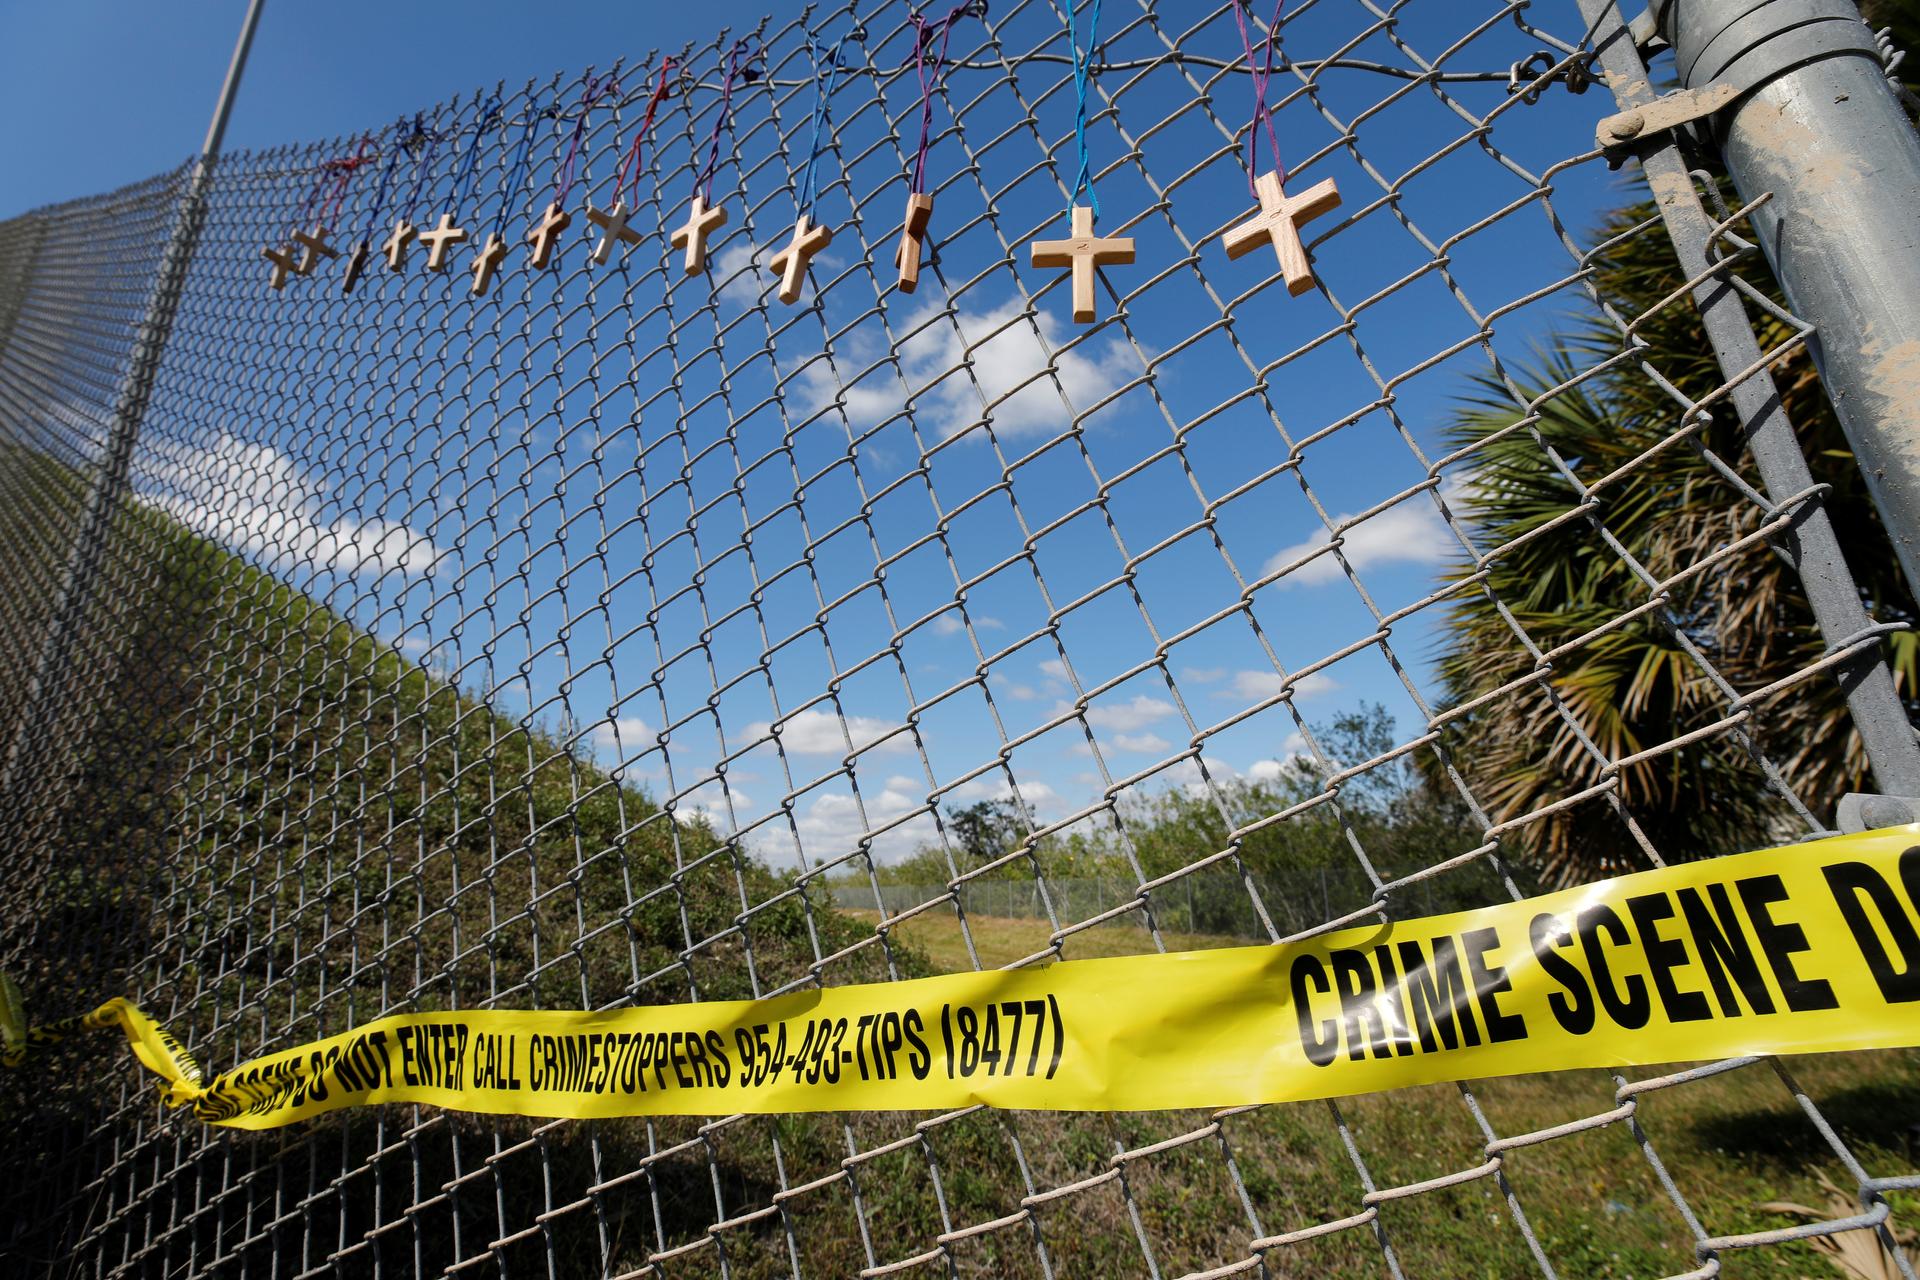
[1233,0,1287,195]
[554,70,620,207]
[697,41,756,203]
[909,3,983,194]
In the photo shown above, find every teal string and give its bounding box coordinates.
[797,26,862,214]
[448,97,502,220]
[1066,0,1103,217]
[493,102,547,238]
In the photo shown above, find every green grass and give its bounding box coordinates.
[842,908,1246,969]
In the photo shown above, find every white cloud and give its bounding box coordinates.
[1160,756,1239,794]
[1217,670,1338,702]
[590,715,653,753]
[1065,694,1177,732]
[789,785,938,864]
[933,613,1004,636]
[1179,666,1227,683]
[712,241,763,307]
[140,433,447,580]
[1263,497,1455,588]
[947,776,1059,808]
[800,298,1142,440]
[746,707,908,756]
[1114,732,1171,753]
[1040,658,1069,680]
[990,672,1038,701]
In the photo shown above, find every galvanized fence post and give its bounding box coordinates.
[1578,0,1920,822]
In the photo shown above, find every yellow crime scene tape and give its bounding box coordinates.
[5,824,1920,1131]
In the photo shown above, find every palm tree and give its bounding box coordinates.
[1433,3,1920,883]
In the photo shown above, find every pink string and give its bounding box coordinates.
[300,136,375,232]
[1232,0,1287,195]
[909,4,981,194]
[610,59,676,207]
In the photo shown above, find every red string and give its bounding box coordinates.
[1232,0,1286,195]
[301,135,376,231]
[609,59,677,207]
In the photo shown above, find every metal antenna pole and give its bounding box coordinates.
[1658,0,1920,607]
[0,0,266,830]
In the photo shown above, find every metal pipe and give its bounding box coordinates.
[0,0,266,827]
[1576,0,1920,807]
[1661,0,1920,607]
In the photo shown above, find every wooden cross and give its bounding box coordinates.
[261,244,299,291]
[769,215,833,304]
[895,193,934,294]
[417,213,466,271]
[292,225,339,276]
[669,194,728,276]
[1029,205,1134,323]
[342,240,371,294]
[1222,171,1341,297]
[527,202,572,269]
[470,233,509,296]
[585,200,642,265]
[382,217,417,271]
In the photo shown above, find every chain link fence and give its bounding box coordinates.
[0,0,1915,1276]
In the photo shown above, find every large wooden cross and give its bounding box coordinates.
[526,202,572,269]
[382,217,417,272]
[1222,171,1340,297]
[770,215,833,304]
[670,194,728,275]
[1029,205,1134,323]
[585,200,642,265]
[470,233,509,296]
[895,193,934,294]
[417,213,466,271]
[292,225,339,276]
[261,244,299,291]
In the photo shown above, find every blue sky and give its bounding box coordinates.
[11,3,1642,871]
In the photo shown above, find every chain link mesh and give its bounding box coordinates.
[0,1,1914,1276]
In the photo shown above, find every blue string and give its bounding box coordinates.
[493,101,547,238]
[358,119,409,243]
[448,97,502,219]
[797,26,862,214]
[398,115,440,211]
[1066,0,1103,217]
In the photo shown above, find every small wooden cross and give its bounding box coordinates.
[417,213,466,271]
[342,240,371,294]
[527,202,572,269]
[261,244,299,291]
[382,217,417,271]
[585,200,642,265]
[895,193,934,294]
[1222,171,1341,297]
[669,194,728,276]
[292,225,339,276]
[470,233,509,296]
[769,215,833,304]
[1029,205,1135,323]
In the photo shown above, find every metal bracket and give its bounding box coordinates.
[1595,80,1741,160]
[1836,791,1920,833]
[1626,5,1669,56]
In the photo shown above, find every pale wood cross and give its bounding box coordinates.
[470,233,509,296]
[1222,171,1341,297]
[417,213,466,271]
[526,202,572,269]
[292,225,339,276]
[769,215,833,304]
[1029,205,1134,323]
[261,244,299,291]
[669,194,727,276]
[382,217,417,271]
[585,200,642,265]
[895,193,934,294]
[342,240,371,294]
